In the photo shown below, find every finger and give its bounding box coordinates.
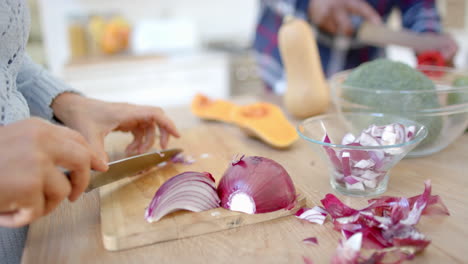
[48,140,91,201]
[334,8,353,35]
[43,168,72,215]
[139,125,156,153]
[60,127,108,172]
[322,18,338,34]
[83,129,109,164]
[0,190,46,227]
[0,209,35,228]
[346,0,382,24]
[126,127,145,156]
[159,127,169,149]
[441,36,458,60]
[151,112,180,138]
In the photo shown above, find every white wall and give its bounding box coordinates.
[37,0,260,75]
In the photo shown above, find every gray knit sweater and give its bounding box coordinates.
[1,0,74,125]
[1,1,75,263]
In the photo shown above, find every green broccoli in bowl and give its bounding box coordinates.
[342,59,442,150]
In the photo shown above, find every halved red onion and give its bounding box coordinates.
[217,156,296,214]
[145,171,220,222]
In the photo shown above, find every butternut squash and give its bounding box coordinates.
[191,94,237,122]
[278,16,330,118]
[231,102,298,148]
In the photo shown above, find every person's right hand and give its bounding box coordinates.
[0,118,108,228]
[308,0,382,35]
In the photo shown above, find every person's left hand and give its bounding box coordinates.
[418,33,459,63]
[51,93,180,162]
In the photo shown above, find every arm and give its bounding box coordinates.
[15,55,78,121]
[398,0,458,60]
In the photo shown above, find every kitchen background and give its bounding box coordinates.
[28,0,468,107]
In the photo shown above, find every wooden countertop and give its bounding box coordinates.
[22,96,468,264]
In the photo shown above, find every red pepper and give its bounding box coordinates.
[417,51,446,77]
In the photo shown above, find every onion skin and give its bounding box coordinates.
[217,156,297,214]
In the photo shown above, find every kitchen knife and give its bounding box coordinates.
[356,21,445,52]
[65,148,182,192]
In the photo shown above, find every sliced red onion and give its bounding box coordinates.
[170,153,196,165]
[341,133,356,145]
[145,172,220,222]
[217,156,297,214]
[322,123,417,192]
[315,181,449,262]
[302,237,319,245]
[331,232,362,264]
[323,133,343,171]
[320,194,358,218]
[341,152,352,177]
[296,206,328,225]
[353,159,375,169]
[302,256,314,264]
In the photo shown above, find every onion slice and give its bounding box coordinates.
[296,206,328,225]
[145,171,220,222]
[302,237,319,245]
[217,156,297,214]
[302,256,314,264]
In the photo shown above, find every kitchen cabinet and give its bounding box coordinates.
[62,53,230,107]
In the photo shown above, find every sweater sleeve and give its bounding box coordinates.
[398,0,441,33]
[15,55,78,121]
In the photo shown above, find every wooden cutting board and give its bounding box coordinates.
[99,124,306,251]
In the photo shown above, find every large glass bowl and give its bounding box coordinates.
[330,66,468,157]
[297,113,428,197]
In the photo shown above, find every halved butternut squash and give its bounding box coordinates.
[231,102,298,148]
[191,94,237,122]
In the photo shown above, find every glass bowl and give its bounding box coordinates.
[330,66,468,157]
[297,113,428,197]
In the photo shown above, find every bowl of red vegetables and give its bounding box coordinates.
[297,112,428,197]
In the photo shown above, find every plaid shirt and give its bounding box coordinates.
[253,0,442,92]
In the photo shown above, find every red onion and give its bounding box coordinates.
[145,172,220,222]
[303,256,314,264]
[302,237,319,245]
[323,123,417,192]
[295,206,328,225]
[321,180,448,263]
[331,232,362,264]
[217,156,297,214]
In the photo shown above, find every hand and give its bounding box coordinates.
[420,33,459,62]
[0,118,108,227]
[308,0,382,35]
[51,93,180,162]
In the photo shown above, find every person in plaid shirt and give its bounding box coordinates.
[253,0,458,92]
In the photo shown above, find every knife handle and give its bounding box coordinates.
[63,170,96,193]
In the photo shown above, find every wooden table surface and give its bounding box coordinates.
[22,96,468,264]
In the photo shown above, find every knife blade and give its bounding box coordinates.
[357,21,444,52]
[65,148,182,192]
